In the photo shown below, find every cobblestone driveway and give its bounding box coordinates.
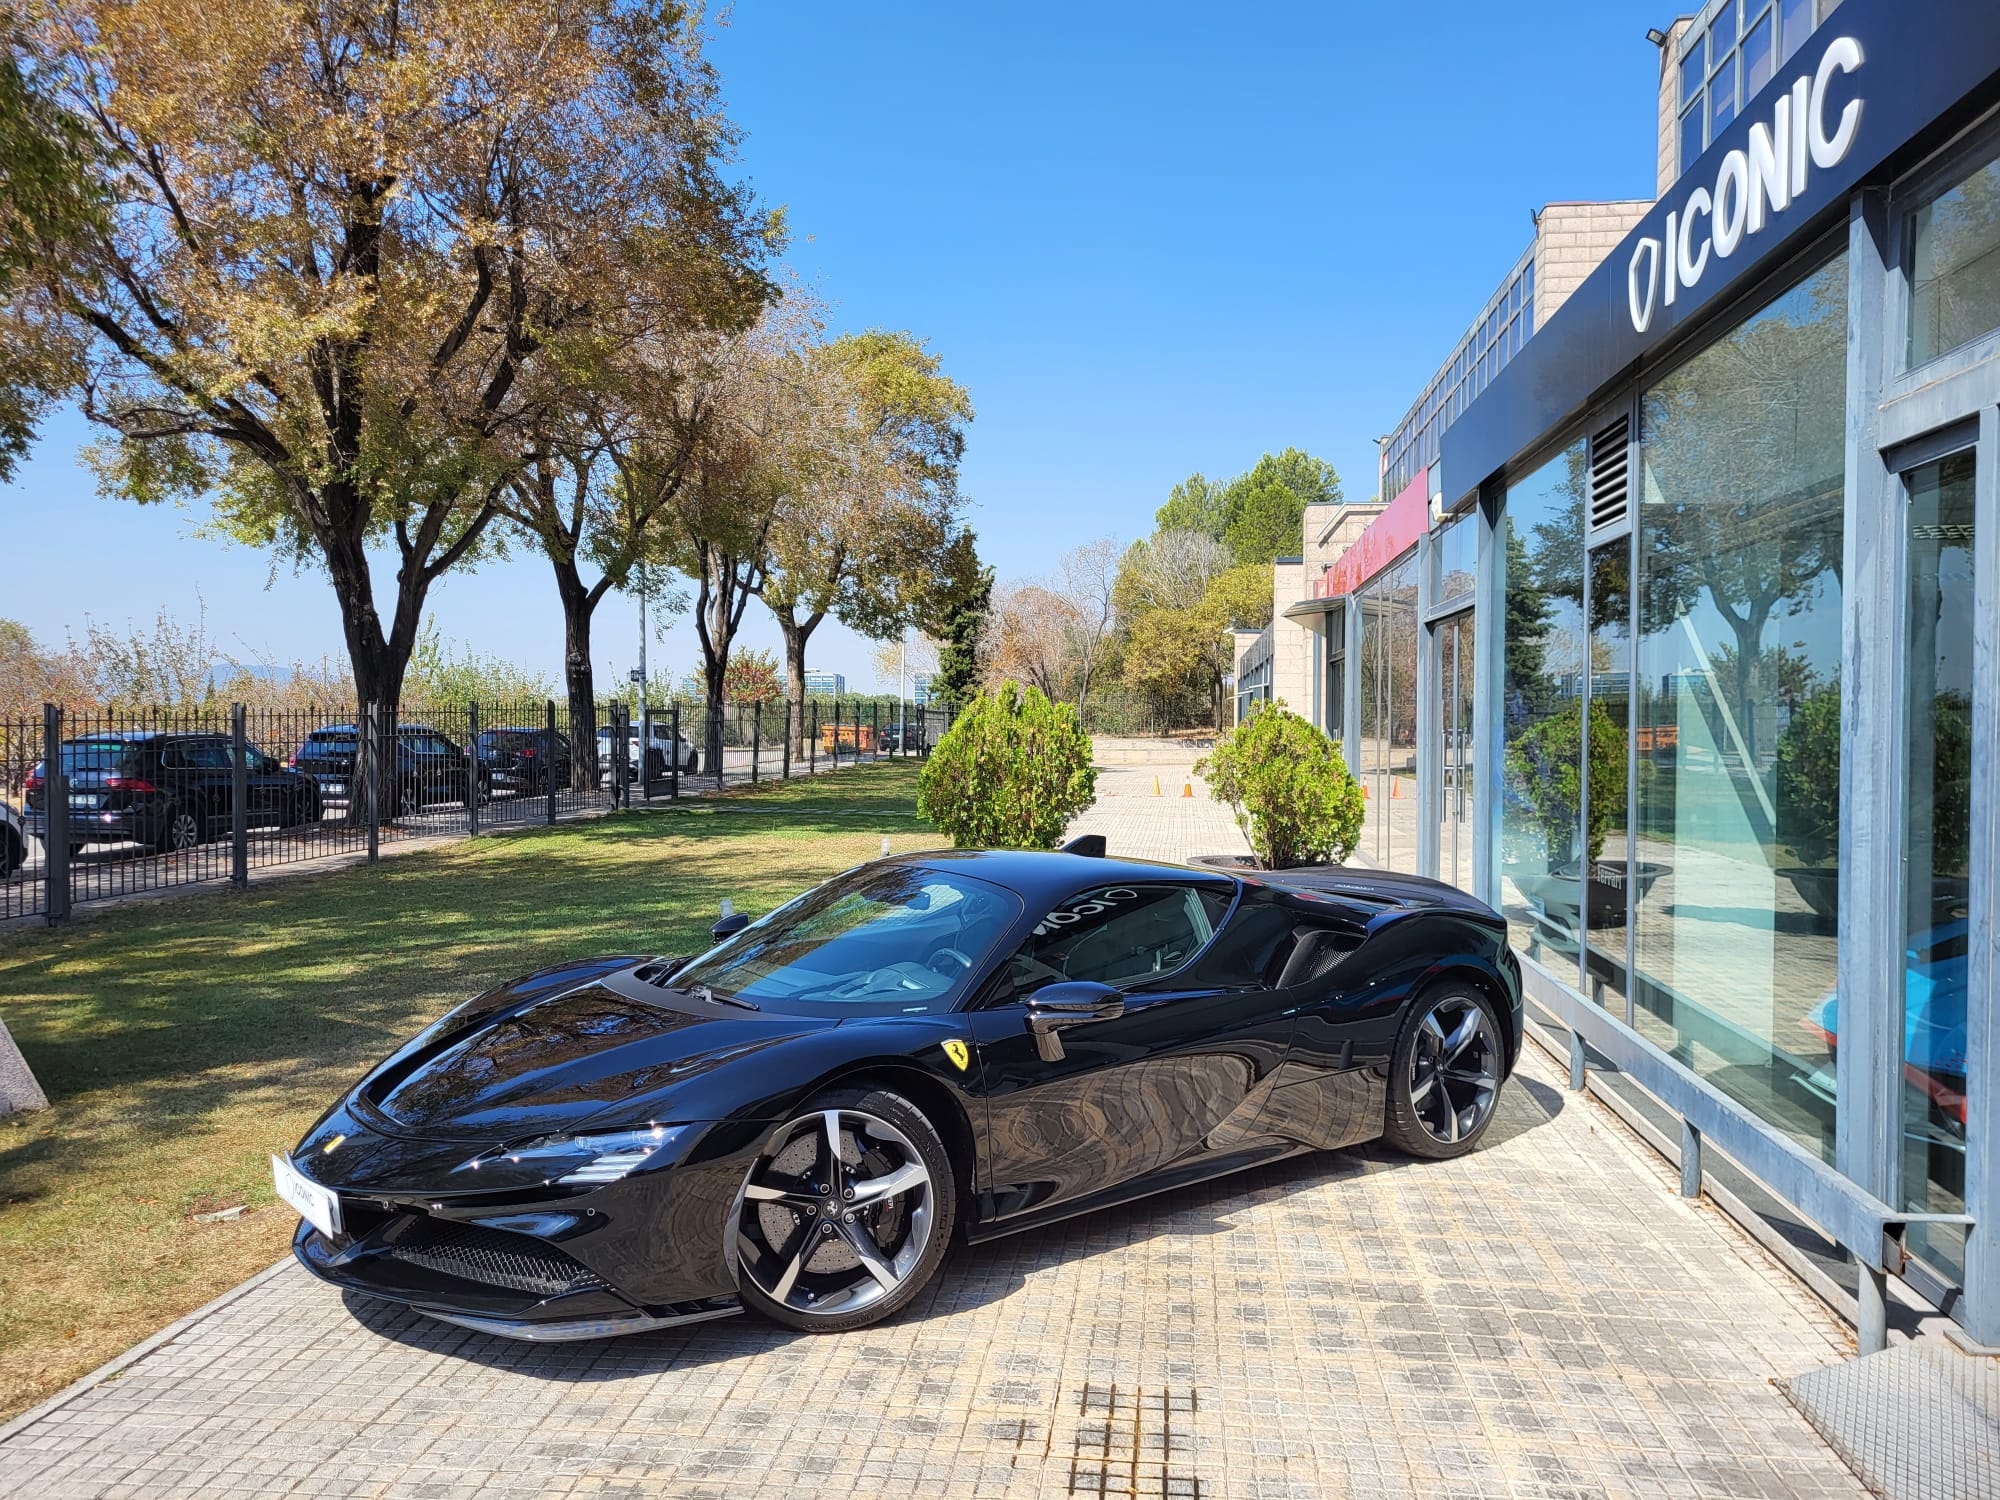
[0,751,1865,1498]
[0,1041,1860,1499]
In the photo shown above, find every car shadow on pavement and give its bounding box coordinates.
[338,1070,1564,1382]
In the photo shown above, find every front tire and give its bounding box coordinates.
[731,1087,954,1333]
[0,829,21,877]
[153,807,200,855]
[1383,984,1505,1160]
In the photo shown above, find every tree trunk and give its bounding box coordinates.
[773,608,825,756]
[554,559,600,793]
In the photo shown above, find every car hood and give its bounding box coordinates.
[353,971,834,1142]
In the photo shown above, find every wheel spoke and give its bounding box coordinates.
[849,1162,927,1206]
[1442,1011,1483,1062]
[839,1222,900,1292]
[1443,1099,1462,1143]
[822,1110,846,1189]
[1408,1070,1436,1106]
[1421,1013,1448,1049]
[742,1180,800,1203]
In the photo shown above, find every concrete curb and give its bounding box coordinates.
[0,1254,297,1446]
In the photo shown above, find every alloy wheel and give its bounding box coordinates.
[165,811,199,852]
[1407,994,1501,1146]
[733,1108,935,1319]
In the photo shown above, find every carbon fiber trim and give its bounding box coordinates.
[385,1219,609,1298]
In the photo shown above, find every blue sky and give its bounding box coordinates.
[0,0,1667,694]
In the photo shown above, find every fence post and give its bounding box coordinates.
[231,702,249,889]
[42,702,69,925]
[782,700,792,780]
[545,699,558,826]
[833,699,842,769]
[467,701,480,836]
[751,700,762,785]
[872,702,880,761]
[810,702,818,774]
[364,703,380,863]
[669,702,681,799]
[641,703,654,804]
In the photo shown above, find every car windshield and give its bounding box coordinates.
[670,865,1020,1013]
[480,731,543,752]
[305,732,356,750]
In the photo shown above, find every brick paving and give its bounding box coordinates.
[0,748,1867,1499]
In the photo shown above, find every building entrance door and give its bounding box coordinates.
[1435,610,1475,891]
[1898,446,1981,1285]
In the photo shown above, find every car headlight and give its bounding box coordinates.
[494,1124,694,1186]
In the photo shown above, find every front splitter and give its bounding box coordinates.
[418,1297,742,1342]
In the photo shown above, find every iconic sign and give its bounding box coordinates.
[1628,36,1864,334]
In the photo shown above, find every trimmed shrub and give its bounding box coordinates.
[1196,701,1363,869]
[1504,699,1626,866]
[916,685,1097,849]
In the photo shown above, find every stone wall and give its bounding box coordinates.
[1532,199,1654,330]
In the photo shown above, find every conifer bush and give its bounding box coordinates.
[916,685,1097,848]
[1197,701,1363,869]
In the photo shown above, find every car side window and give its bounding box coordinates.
[172,740,231,771]
[1000,884,1223,998]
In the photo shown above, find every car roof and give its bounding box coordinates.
[61,731,218,746]
[894,849,1233,904]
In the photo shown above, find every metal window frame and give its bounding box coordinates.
[1883,107,2000,392]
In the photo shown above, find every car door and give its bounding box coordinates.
[966,880,1295,1223]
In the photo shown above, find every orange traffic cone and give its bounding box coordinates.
[1182,780,1193,798]
[1361,782,1369,798]
[1152,775,1161,797]
[1392,778,1401,798]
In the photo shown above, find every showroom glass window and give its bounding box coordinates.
[1432,511,1477,611]
[1908,140,2000,368]
[1633,255,1847,1162]
[1357,552,1420,873]
[1496,441,1587,969]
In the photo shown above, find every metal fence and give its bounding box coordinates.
[1,695,953,924]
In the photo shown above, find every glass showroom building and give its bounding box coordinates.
[1304,0,2000,1348]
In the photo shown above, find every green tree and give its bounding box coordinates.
[14,0,776,719]
[926,535,991,714]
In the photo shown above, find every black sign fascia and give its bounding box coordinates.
[1441,0,2000,504]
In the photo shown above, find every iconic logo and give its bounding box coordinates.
[942,1039,971,1071]
[1628,35,1863,334]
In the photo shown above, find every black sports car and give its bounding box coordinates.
[278,849,1522,1340]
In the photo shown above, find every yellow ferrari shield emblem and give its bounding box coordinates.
[942,1039,971,1072]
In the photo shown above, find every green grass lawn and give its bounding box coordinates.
[0,762,942,1422]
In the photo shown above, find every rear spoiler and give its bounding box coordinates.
[1059,834,1107,857]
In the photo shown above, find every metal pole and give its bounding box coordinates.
[669,702,680,800]
[833,699,841,769]
[1679,1118,1703,1199]
[1567,1029,1586,1091]
[751,699,761,784]
[365,703,380,863]
[231,702,249,889]
[1857,1264,1889,1355]
[782,700,792,780]
[872,702,880,762]
[467,701,480,836]
[641,702,653,804]
[545,699,558,826]
[810,701,818,775]
[43,702,68,925]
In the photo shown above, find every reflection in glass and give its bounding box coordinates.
[1585,545,1635,1015]
[1743,14,1774,98]
[1710,54,1738,137]
[1437,611,1477,893]
[1358,552,1420,873]
[1909,146,2000,368]
[1324,605,1346,745]
[1634,257,1847,1160]
[1896,451,1976,1282]
[1497,443,1587,971]
[1434,512,1477,610]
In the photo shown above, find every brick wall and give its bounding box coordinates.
[1656,16,1696,196]
[1532,200,1654,330]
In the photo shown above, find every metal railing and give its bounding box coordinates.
[2,695,954,925]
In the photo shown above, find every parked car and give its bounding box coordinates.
[293,724,487,814]
[595,723,698,784]
[24,731,322,855]
[280,846,1522,1341]
[476,727,572,795]
[1,798,27,877]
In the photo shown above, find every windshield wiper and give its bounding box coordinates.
[684,983,759,1012]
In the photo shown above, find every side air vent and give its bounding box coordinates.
[1588,414,1631,535]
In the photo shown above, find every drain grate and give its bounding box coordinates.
[1066,1383,1202,1498]
[1784,1343,2000,1500]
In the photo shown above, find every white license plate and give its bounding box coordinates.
[271,1153,342,1239]
[324,780,347,796]
[68,794,96,808]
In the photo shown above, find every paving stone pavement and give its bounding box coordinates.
[0,753,1869,1500]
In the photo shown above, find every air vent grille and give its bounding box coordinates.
[1588,415,1630,533]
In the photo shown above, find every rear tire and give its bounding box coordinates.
[732,1086,954,1334]
[0,829,21,877]
[153,807,200,855]
[1383,984,1505,1160]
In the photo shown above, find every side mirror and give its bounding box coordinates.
[710,911,750,943]
[1025,980,1124,1062]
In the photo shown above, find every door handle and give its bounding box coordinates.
[1025,983,1125,1062]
